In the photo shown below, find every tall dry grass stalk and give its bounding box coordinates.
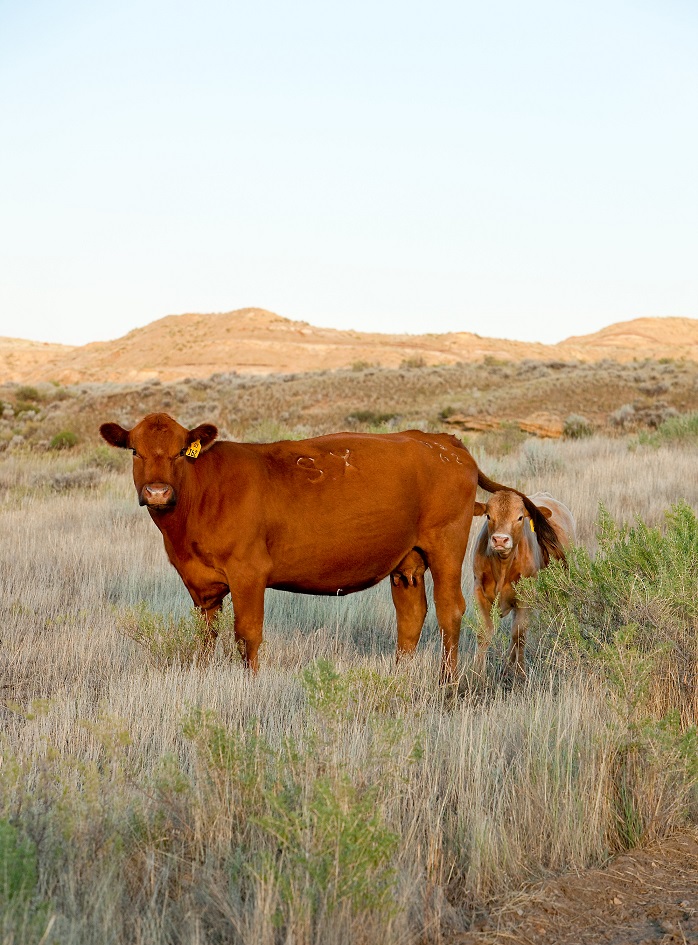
[0,435,696,943]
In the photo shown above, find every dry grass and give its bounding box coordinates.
[0,433,697,943]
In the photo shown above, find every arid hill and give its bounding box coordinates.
[1,310,697,384]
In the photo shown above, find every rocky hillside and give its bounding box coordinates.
[2,355,696,454]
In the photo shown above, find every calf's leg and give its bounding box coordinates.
[508,607,528,677]
[473,586,496,677]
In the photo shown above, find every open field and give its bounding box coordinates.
[1,407,697,943]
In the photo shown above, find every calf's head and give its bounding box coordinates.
[474,491,552,559]
[99,413,217,510]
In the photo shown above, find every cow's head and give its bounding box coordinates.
[99,413,218,510]
[474,490,552,559]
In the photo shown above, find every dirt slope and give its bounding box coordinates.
[452,831,698,945]
[2,311,697,385]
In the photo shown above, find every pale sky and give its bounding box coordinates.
[1,0,696,347]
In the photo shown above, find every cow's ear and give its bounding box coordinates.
[100,422,130,449]
[537,506,553,519]
[187,423,218,452]
[473,501,487,516]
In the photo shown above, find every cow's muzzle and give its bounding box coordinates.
[139,482,176,508]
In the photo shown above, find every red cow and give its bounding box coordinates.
[100,414,563,682]
[472,490,574,677]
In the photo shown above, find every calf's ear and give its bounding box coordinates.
[537,506,553,519]
[187,423,218,452]
[473,501,487,516]
[99,422,130,449]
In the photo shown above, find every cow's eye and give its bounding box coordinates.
[485,514,490,520]
[179,448,187,457]
[518,515,524,522]
[132,449,139,457]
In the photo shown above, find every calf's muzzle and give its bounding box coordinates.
[490,532,513,554]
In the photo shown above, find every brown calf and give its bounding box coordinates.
[471,490,575,677]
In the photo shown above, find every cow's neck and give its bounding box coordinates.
[146,467,200,544]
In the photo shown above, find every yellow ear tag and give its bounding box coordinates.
[185,440,201,459]
[530,518,535,532]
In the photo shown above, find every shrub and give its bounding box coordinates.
[87,445,128,472]
[13,401,40,418]
[399,355,426,369]
[345,409,397,426]
[563,414,594,439]
[119,603,236,667]
[244,419,305,442]
[0,820,38,903]
[0,819,51,939]
[476,422,526,457]
[609,403,636,429]
[519,503,698,727]
[256,775,399,917]
[517,438,563,477]
[45,469,100,492]
[639,411,698,447]
[49,430,78,450]
[183,692,402,924]
[14,385,40,402]
[519,505,698,848]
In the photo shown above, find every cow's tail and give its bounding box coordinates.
[476,470,566,566]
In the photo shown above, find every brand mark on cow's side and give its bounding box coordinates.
[420,440,466,464]
[329,448,356,470]
[296,456,324,481]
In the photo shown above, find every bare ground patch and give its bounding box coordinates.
[452,830,698,945]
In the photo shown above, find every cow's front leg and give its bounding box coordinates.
[181,579,228,664]
[199,600,225,661]
[508,607,528,678]
[228,564,268,673]
[473,585,496,677]
[169,551,229,663]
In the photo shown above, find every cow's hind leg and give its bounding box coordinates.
[390,571,428,663]
[430,557,466,685]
